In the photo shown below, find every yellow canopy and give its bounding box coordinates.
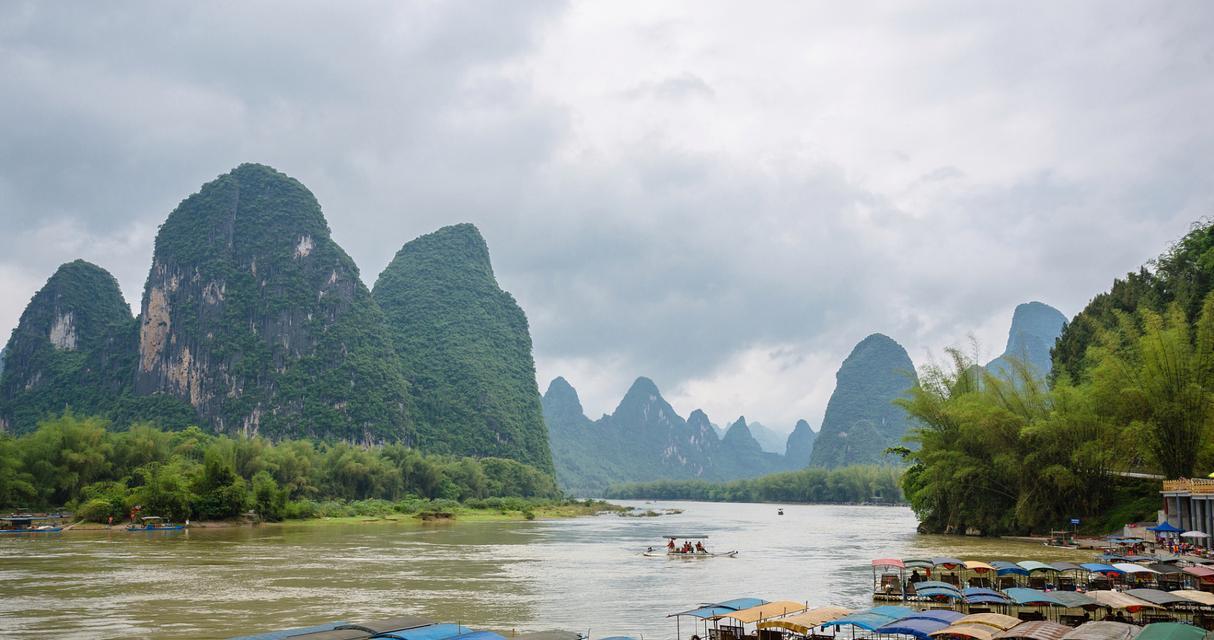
[757,607,852,634]
[1171,590,1214,606]
[965,561,995,572]
[956,614,1023,631]
[930,624,997,640]
[1087,590,1162,610]
[713,601,807,623]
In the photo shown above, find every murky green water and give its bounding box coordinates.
[0,501,1093,639]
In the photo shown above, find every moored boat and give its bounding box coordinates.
[0,515,63,534]
[126,516,186,531]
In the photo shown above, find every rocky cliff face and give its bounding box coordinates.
[809,333,917,468]
[0,261,155,431]
[986,301,1067,379]
[134,163,411,442]
[784,419,817,467]
[372,223,551,473]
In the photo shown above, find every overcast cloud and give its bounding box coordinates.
[2,1,1213,433]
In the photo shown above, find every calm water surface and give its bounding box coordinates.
[0,501,1093,639]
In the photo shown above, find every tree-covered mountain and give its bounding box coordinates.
[372,224,552,473]
[134,164,411,442]
[808,333,917,468]
[543,376,803,494]
[986,302,1066,379]
[0,261,196,432]
[784,419,817,466]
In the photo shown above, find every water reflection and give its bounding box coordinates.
[0,501,1092,639]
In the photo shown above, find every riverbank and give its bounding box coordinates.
[44,499,630,531]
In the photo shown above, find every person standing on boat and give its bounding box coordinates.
[668,538,676,551]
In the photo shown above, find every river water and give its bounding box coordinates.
[0,501,1093,640]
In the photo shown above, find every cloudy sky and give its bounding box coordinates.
[2,1,1213,432]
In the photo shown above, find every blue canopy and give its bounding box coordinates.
[226,622,349,640]
[1005,588,1065,606]
[1080,563,1124,575]
[822,606,915,632]
[1149,522,1183,533]
[917,587,964,600]
[910,611,965,624]
[450,633,506,640]
[914,581,961,592]
[966,595,1011,605]
[992,561,1030,576]
[376,624,471,640]
[671,598,768,619]
[877,616,958,640]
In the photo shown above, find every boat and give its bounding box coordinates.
[126,516,186,531]
[0,515,63,534]
[778,508,784,516]
[1045,530,1079,549]
[644,534,738,558]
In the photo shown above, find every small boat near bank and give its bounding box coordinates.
[126,516,186,532]
[0,515,63,534]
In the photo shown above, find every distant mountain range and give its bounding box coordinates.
[543,376,815,495]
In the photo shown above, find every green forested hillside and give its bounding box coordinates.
[903,222,1214,535]
[372,224,552,473]
[809,333,917,468]
[0,261,195,432]
[0,412,559,521]
[136,164,412,442]
[606,464,902,504]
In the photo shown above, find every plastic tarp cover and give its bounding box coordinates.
[671,598,768,619]
[1060,622,1141,640]
[1169,590,1214,606]
[934,557,966,567]
[1183,566,1214,580]
[756,607,853,634]
[1125,589,1198,607]
[821,607,915,632]
[994,622,1074,640]
[226,623,351,640]
[1135,623,1205,640]
[1019,561,1058,573]
[965,561,996,572]
[1052,563,1083,573]
[1050,592,1098,609]
[915,581,962,592]
[875,558,907,568]
[1087,590,1163,611]
[992,561,1030,576]
[917,588,964,600]
[1114,564,1159,575]
[1080,564,1124,575]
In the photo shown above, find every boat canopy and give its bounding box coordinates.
[905,559,935,570]
[1134,623,1205,640]
[1126,556,1155,562]
[821,606,915,631]
[954,614,1023,631]
[513,631,586,640]
[756,607,853,634]
[1169,590,1214,606]
[1183,566,1214,580]
[1049,592,1098,609]
[934,557,966,568]
[877,612,965,640]
[1060,622,1142,640]
[1087,590,1161,611]
[663,534,710,538]
[1018,561,1057,573]
[929,624,997,640]
[1149,564,1188,575]
[1148,522,1183,533]
[374,624,472,640]
[1113,563,1158,575]
[335,617,434,635]
[964,587,1011,605]
[450,633,505,640]
[991,561,1029,576]
[874,558,906,569]
[1051,562,1083,573]
[994,621,1073,640]
[711,600,806,623]
[669,598,768,619]
[914,581,961,592]
[1080,563,1124,575]
[965,561,995,572]
[1124,589,1196,607]
[225,622,351,640]
[1004,588,1065,606]
[918,588,965,600]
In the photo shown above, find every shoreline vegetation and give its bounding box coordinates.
[604,464,904,504]
[0,414,600,526]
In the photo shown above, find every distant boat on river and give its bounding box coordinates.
[126,516,186,532]
[0,515,63,534]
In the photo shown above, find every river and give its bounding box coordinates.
[0,501,1093,639]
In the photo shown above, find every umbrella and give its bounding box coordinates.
[1181,531,1209,539]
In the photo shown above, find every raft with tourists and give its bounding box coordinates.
[643,535,738,558]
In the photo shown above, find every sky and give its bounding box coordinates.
[2,1,1213,433]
